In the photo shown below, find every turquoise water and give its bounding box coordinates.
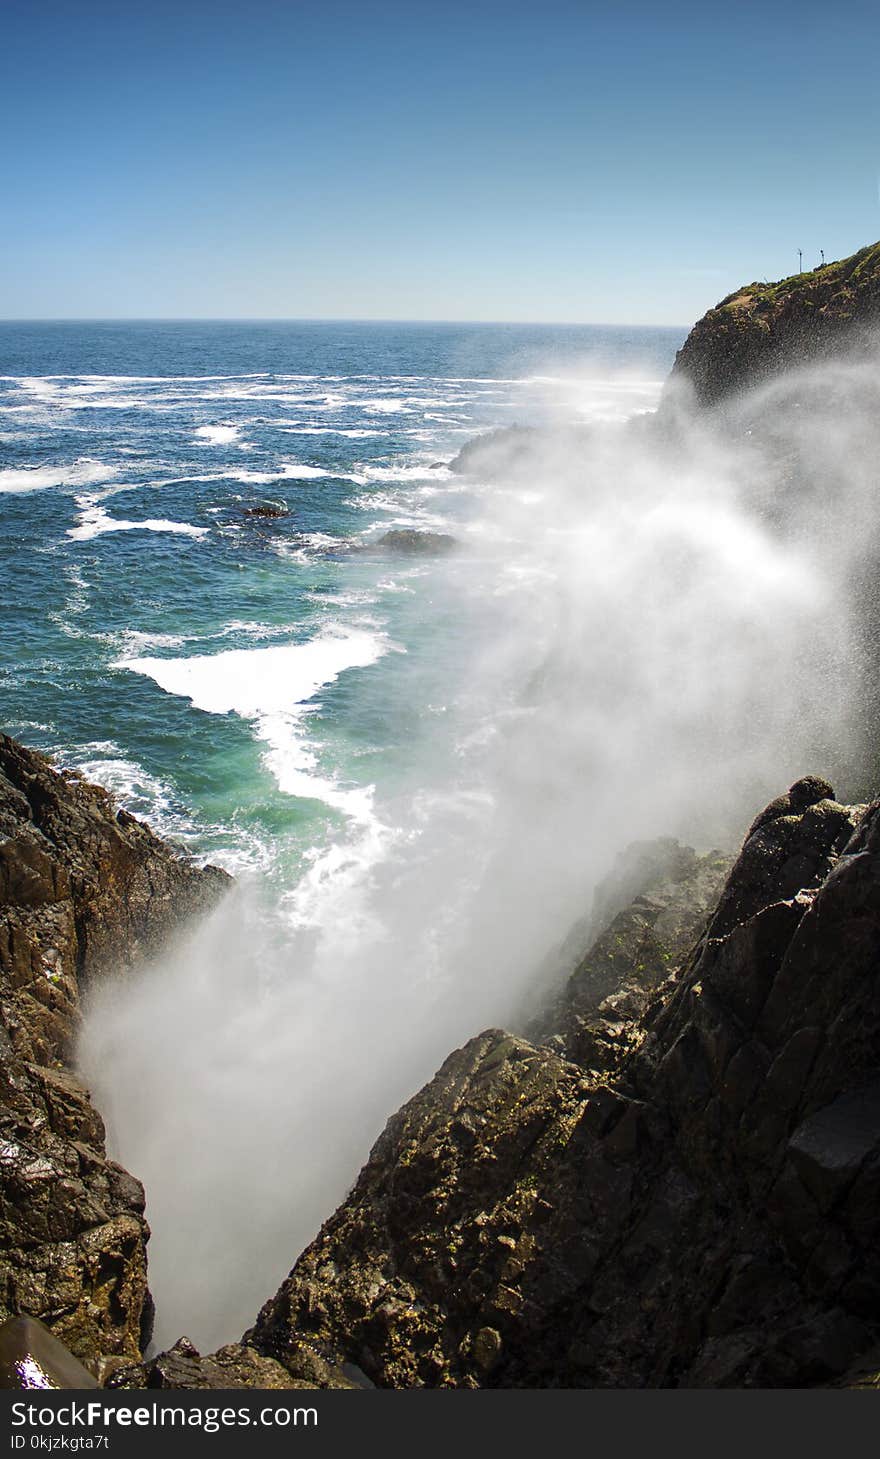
[1,321,682,883]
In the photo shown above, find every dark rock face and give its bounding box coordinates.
[531,837,733,1071]
[248,779,880,1388]
[105,1335,328,1391]
[0,736,230,1365]
[669,240,880,408]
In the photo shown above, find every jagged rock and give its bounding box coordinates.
[669,240,880,408]
[744,775,836,840]
[449,417,656,481]
[106,1334,357,1390]
[531,838,732,1072]
[829,1341,880,1387]
[0,736,230,1364]
[248,1029,604,1388]
[0,735,229,995]
[6,746,880,1389]
[449,426,541,478]
[703,778,856,942]
[247,781,880,1388]
[448,423,609,480]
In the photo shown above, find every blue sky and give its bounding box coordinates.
[2,0,879,324]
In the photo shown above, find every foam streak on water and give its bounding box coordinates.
[117,629,392,821]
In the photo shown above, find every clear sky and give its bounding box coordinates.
[3,0,879,325]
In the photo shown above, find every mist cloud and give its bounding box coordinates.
[80,348,880,1349]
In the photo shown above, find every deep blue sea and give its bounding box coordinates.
[1,319,688,1346]
[0,321,682,880]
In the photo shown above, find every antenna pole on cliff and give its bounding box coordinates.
[798,249,803,273]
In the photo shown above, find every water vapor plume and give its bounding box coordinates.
[81,345,880,1349]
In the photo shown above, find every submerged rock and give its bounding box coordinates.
[0,736,230,1365]
[242,504,290,519]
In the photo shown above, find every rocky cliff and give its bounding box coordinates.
[23,759,880,1390]
[669,240,880,408]
[245,777,880,1387]
[0,735,229,1372]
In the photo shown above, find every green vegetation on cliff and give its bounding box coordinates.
[671,239,880,407]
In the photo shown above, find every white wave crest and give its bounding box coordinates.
[195,424,241,445]
[68,499,208,542]
[277,427,383,438]
[0,459,118,494]
[115,628,393,819]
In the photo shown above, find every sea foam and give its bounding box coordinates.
[68,501,208,541]
[195,424,241,445]
[0,459,118,493]
[116,628,392,818]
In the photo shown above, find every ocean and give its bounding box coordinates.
[0,320,681,884]
[0,319,689,1346]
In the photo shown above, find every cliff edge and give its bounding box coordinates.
[669,240,880,408]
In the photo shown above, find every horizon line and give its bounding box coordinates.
[0,315,690,330]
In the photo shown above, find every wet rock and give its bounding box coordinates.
[448,424,594,481]
[0,736,230,1363]
[248,1029,605,1387]
[531,838,732,1071]
[449,426,539,478]
[107,1335,350,1390]
[704,782,859,943]
[744,776,836,839]
[0,1315,98,1389]
[247,784,880,1388]
[7,729,880,1390]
